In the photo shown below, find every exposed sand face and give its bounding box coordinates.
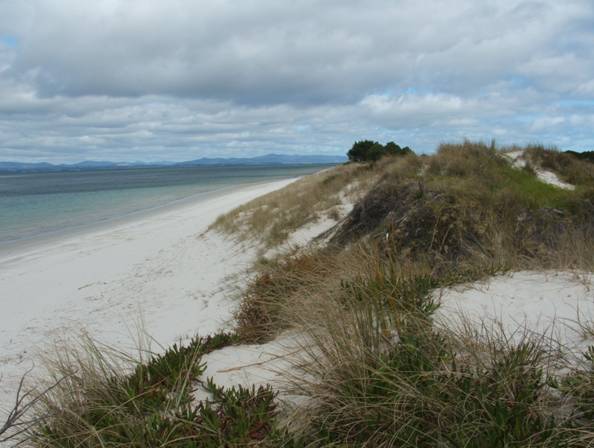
[435,271,594,365]
[0,178,298,413]
[535,169,575,190]
[194,332,305,405]
[503,149,575,190]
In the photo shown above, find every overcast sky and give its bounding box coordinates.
[0,0,593,162]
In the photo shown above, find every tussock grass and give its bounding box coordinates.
[235,249,339,343]
[211,160,400,248]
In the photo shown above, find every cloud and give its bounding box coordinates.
[360,93,471,126]
[0,0,594,162]
[8,0,589,102]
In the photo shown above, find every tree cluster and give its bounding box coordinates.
[566,150,594,164]
[347,140,414,162]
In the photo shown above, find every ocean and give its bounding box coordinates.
[0,164,330,252]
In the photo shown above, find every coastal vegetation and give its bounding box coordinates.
[8,141,594,446]
[26,332,291,447]
[566,150,594,164]
[524,146,594,187]
[210,162,376,249]
[347,140,413,162]
[233,142,594,343]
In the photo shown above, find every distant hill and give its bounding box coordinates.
[0,153,346,173]
[0,161,57,171]
[176,154,346,166]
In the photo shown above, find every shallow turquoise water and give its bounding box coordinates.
[0,164,330,250]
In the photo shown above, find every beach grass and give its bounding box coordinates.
[211,159,396,248]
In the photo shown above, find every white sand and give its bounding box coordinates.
[534,169,575,190]
[0,178,297,413]
[436,271,594,362]
[502,149,575,190]
[504,150,527,169]
[194,332,303,405]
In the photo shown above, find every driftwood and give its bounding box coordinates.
[0,369,64,445]
[216,348,302,374]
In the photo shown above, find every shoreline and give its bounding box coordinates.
[0,177,298,412]
[0,178,297,264]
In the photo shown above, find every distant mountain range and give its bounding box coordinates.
[0,153,347,173]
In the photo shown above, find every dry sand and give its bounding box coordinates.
[436,271,594,362]
[503,149,575,190]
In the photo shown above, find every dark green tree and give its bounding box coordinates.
[347,140,380,162]
[384,141,402,155]
[347,140,414,162]
[368,142,386,161]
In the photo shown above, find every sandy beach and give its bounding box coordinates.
[0,178,297,413]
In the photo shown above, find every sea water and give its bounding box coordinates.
[0,164,330,252]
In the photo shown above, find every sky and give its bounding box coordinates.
[0,0,594,163]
